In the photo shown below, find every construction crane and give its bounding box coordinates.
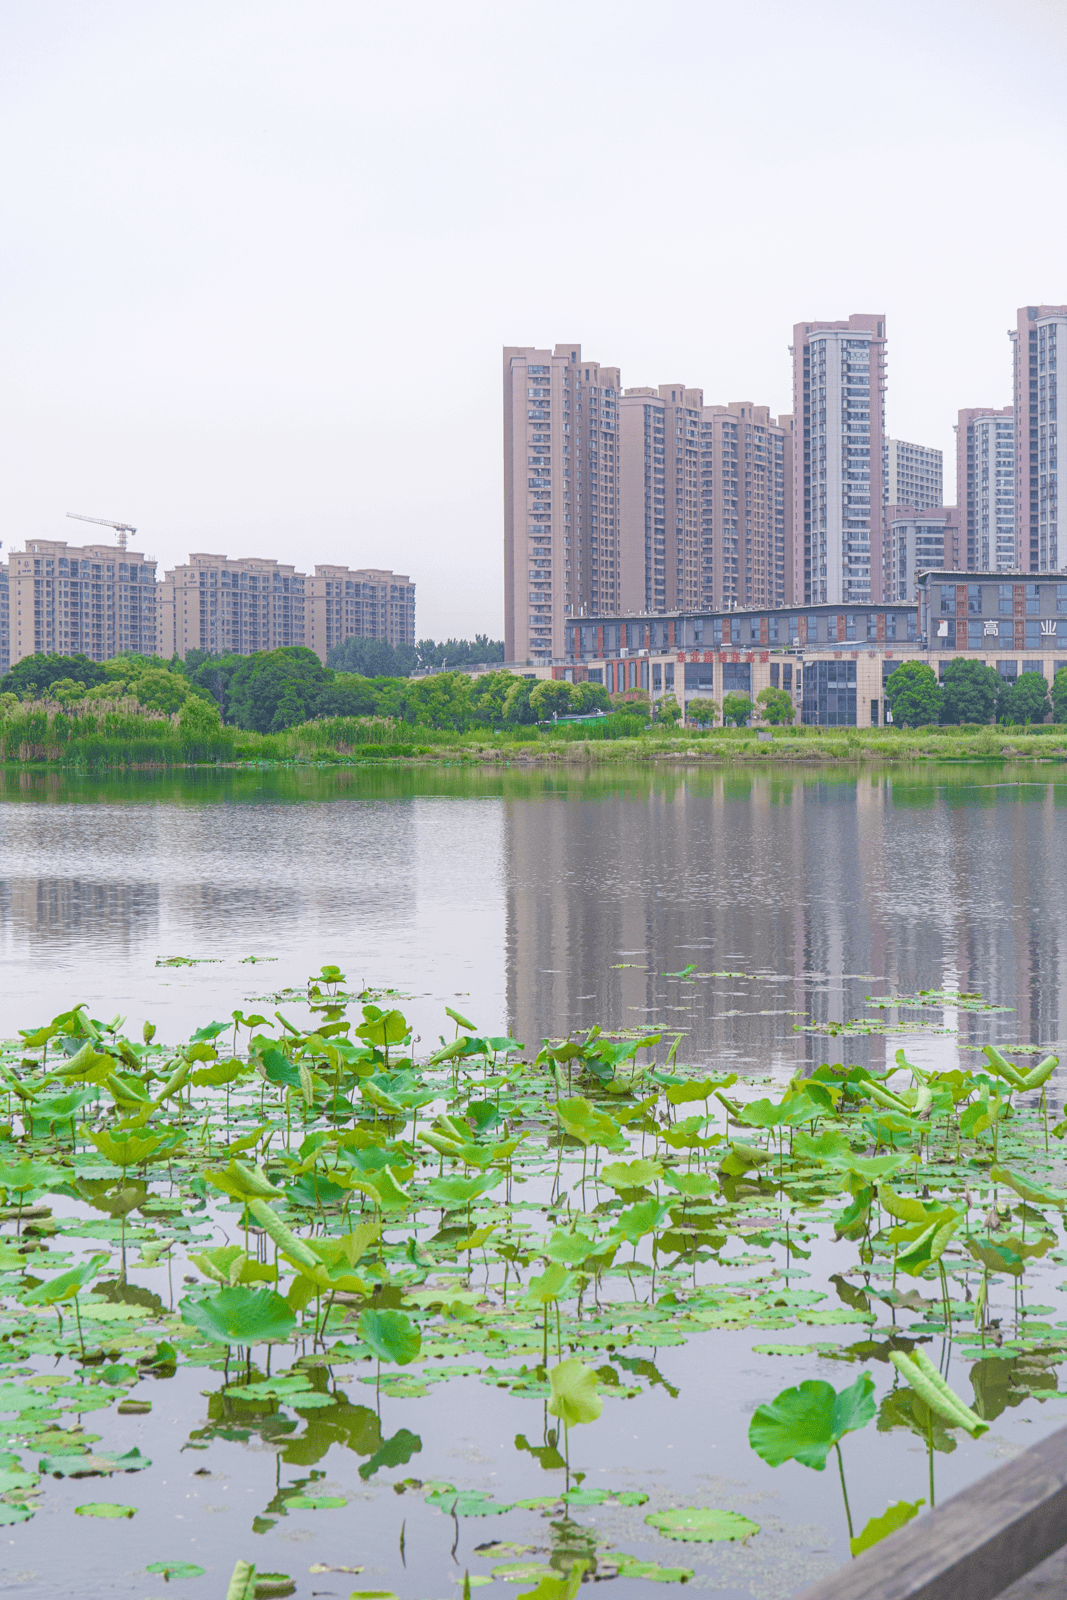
[66,511,137,552]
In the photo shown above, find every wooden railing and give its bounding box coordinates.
[795,1424,1067,1600]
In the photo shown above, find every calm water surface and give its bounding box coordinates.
[1,761,1065,1065]
[3,762,1067,1600]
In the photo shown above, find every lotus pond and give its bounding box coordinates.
[2,974,1067,1600]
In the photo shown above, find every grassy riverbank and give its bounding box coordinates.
[2,701,1067,769]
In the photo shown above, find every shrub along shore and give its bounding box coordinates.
[2,647,1067,769]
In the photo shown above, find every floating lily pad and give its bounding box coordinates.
[645,1507,760,1543]
[75,1501,137,1517]
[146,1562,207,1579]
[284,1495,347,1509]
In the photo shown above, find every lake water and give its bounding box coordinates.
[4,761,1067,1600]
[2,762,1067,1067]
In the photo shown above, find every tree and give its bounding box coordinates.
[655,693,682,727]
[529,680,576,721]
[313,674,380,718]
[686,696,720,728]
[187,653,245,719]
[939,658,1000,725]
[2,653,107,697]
[126,667,192,713]
[1054,667,1067,724]
[415,636,505,672]
[571,681,611,714]
[885,661,941,727]
[327,637,416,678]
[406,672,472,731]
[756,686,795,725]
[503,679,537,726]
[48,678,89,704]
[226,647,331,733]
[722,691,754,728]
[1000,670,1050,726]
[469,670,518,728]
[178,695,223,740]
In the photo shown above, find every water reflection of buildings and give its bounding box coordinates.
[0,876,161,950]
[504,771,1067,1078]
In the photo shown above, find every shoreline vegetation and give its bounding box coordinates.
[2,647,1067,770]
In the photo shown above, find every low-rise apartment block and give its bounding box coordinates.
[6,539,159,667]
[159,553,306,660]
[306,565,416,660]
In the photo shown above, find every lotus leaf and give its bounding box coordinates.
[357,1308,421,1366]
[74,1501,137,1517]
[849,1499,924,1557]
[889,1349,988,1437]
[147,1563,207,1579]
[180,1286,297,1346]
[748,1373,876,1470]
[645,1507,759,1543]
[600,1158,663,1190]
[547,1358,602,1426]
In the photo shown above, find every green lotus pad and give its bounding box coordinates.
[645,1507,760,1542]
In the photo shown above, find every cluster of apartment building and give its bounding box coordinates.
[504,304,1067,666]
[0,545,415,676]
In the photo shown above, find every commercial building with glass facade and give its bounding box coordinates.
[548,572,1067,728]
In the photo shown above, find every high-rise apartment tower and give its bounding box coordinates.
[791,314,887,605]
[619,384,703,613]
[698,403,791,611]
[884,439,942,511]
[956,407,1015,571]
[1011,305,1067,572]
[503,344,584,663]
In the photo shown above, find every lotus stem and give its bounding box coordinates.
[834,1442,854,1542]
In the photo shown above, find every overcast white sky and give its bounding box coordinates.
[3,1,1066,640]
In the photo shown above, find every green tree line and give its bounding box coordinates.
[0,648,609,735]
[884,659,1067,728]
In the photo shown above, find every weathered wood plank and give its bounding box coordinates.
[793,1425,1067,1600]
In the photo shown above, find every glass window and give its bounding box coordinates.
[968,584,982,614]
[867,613,878,639]
[999,584,1014,615]
[721,662,750,693]
[940,588,955,615]
[845,613,857,640]
[770,663,780,688]
[1026,583,1040,614]
[997,660,1018,680]
[1057,584,1067,614]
